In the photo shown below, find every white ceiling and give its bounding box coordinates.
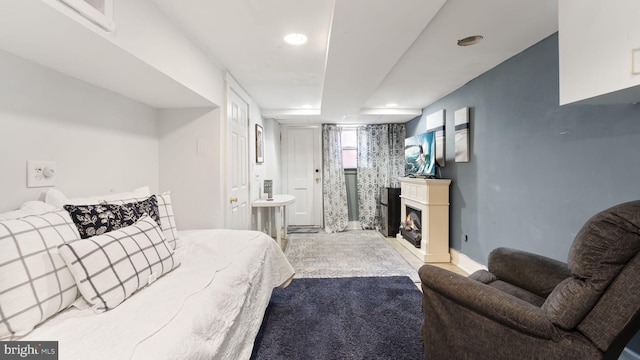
[151,0,559,125]
[0,0,558,124]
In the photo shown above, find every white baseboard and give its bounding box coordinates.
[347,221,361,230]
[450,248,487,275]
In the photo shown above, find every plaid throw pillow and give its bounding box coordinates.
[0,210,81,339]
[58,215,179,312]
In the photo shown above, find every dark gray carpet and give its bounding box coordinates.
[250,276,424,360]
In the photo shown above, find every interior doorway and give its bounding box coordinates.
[281,126,322,226]
[225,84,250,230]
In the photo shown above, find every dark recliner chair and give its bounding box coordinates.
[419,200,640,359]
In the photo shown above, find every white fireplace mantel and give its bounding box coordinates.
[396,177,451,263]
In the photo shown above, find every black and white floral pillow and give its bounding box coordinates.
[116,195,160,226]
[64,196,160,239]
[107,193,179,250]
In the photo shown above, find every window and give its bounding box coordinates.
[341,128,357,169]
[59,0,114,31]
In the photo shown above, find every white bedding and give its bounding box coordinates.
[21,229,295,360]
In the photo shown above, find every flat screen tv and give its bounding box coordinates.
[404,131,436,177]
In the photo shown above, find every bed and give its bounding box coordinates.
[0,188,295,360]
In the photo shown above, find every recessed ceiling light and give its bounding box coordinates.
[284,33,308,46]
[457,35,484,46]
[385,103,398,108]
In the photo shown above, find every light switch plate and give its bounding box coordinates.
[27,160,56,188]
[196,138,207,156]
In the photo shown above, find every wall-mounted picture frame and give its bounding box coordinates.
[454,107,470,162]
[255,124,264,163]
[426,109,446,167]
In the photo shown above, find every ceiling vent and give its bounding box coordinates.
[457,35,483,46]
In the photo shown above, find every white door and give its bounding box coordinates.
[226,88,250,230]
[282,126,322,226]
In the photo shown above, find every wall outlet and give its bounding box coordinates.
[27,160,56,188]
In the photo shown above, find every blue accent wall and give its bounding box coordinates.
[407,33,640,264]
[408,33,640,353]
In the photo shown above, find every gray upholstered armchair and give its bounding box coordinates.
[419,200,640,359]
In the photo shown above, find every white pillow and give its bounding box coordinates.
[44,187,151,209]
[107,192,180,249]
[0,201,58,221]
[0,210,81,339]
[58,215,179,312]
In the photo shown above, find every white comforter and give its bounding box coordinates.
[22,229,295,360]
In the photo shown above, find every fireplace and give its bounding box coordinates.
[396,177,452,263]
[400,206,422,248]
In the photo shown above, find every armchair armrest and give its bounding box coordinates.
[489,247,572,298]
[419,265,561,341]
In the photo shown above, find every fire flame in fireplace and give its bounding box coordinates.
[405,214,414,231]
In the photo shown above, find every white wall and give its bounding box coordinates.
[0,49,159,212]
[250,116,282,202]
[113,0,225,105]
[248,103,271,231]
[558,0,640,105]
[264,118,282,194]
[250,109,265,200]
[38,0,225,106]
[158,107,223,229]
[0,0,271,234]
[263,118,283,233]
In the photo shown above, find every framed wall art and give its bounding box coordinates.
[454,107,470,162]
[255,124,264,163]
[426,109,446,167]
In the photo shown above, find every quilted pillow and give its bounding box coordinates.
[58,215,179,312]
[108,192,179,249]
[44,186,151,209]
[0,201,59,221]
[0,210,81,339]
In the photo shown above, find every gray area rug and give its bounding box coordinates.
[287,226,320,234]
[250,276,424,360]
[285,230,419,282]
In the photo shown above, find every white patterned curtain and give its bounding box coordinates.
[388,124,406,188]
[357,124,406,229]
[322,125,349,233]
